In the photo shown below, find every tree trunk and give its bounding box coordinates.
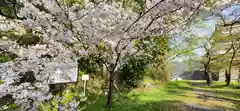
[50,97,53,111]
[238,74,240,83]
[204,57,212,86]
[225,69,230,86]
[226,74,231,86]
[205,72,213,86]
[106,74,114,107]
[226,50,235,86]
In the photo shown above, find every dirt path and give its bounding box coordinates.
[185,87,224,111]
[184,83,238,111]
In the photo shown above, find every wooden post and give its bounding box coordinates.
[82,75,89,96]
[83,80,86,96]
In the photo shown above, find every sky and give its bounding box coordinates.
[171,3,240,75]
[172,3,240,61]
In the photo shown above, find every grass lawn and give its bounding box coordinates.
[81,80,240,111]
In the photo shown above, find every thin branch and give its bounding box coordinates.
[211,43,233,60]
[124,0,165,32]
[223,20,240,27]
[30,2,51,14]
[186,2,203,22]
[144,5,184,31]
[236,44,240,51]
[170,45,203,60]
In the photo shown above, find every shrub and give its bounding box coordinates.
[118,55,150,88]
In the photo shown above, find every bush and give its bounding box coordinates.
[118,55,150,88]
[77,54,104,74]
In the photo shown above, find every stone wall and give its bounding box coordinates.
[218,67,239,82]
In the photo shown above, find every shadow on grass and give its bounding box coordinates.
[76,81,240,111]
[234,103,240,111]
[197,93,240,103]
[82,96,186,111]
[188,81,208,87]
[178,81,240,99]
[80,92,238,111]
[194,88,240,99]
[75,80,240,110]
[188,81,240,89]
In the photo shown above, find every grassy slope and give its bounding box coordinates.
[82,80,240,111]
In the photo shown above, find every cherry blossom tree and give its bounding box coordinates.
[0,40,79,110]
[1,0,236,108]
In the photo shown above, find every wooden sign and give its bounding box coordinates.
[82,75,89,80]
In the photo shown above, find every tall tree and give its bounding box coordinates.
[211,3,240,85]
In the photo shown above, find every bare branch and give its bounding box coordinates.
[144,5,184,31]
[124,0,165,32]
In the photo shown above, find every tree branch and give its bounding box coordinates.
[211,43,233,60]
[223,20,240,27]
[170,45,203,60]
[124,0,165,32]
[144,5,184,31]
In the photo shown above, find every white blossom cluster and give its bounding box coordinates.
[0,40,77,110]
[1,0,234,110]
[16,0,206,49]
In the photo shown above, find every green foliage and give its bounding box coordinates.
[119,55,150,88]
[0,103,22,111]
[0,29,20,40]
[136,37,170,59]
[118,0,146,13]
[118,37,170,87]
[136,37,170,80]
[0,80,4,84]
[97,42,106,51]
[0,54,13,63]
[63,0,84,7]
[211,28,230,43]
[0,29,43,46]
[204,0,218,8]
[0,0,23,19]
[19,29,43,46]
[77,53,104,74]
[0,49,18,63]
[210,59,228,71]
[6,103,21,110]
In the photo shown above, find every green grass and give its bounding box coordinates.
[81,81,189,111]
[36,80,239,111]
[81,80,240,111]
[206,81,240,89]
